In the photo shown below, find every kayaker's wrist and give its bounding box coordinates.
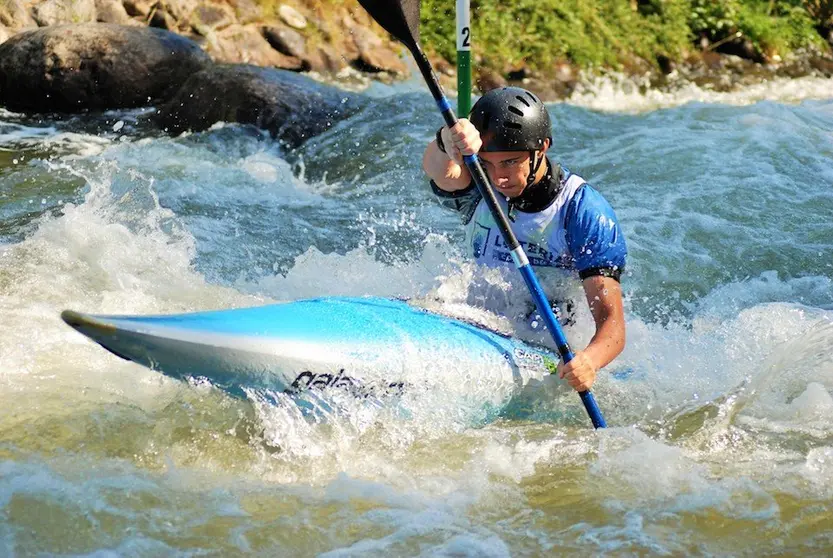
[435,127,448,156]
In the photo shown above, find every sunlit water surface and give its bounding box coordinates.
[1,76,832,556]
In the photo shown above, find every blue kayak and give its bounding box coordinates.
[61,297,557,409]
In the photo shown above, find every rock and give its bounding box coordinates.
[433,56,454,77]
[190,2,235,34]
[546,79,574,100]
[328,15,359,63]
[475,68,507,92]
[33,0,97,26]
[155,64,366,148]
[355,43,406,74]
[716,36,764,64]
[225,0,259,24]
[96,0,133,24]
[701,50,723,69]
[0,23,210,112]
[506,66,527,81]
[722,54,754,75]
[278,4,305,29]
[122,0,155,18]
[347,18,379,49]
[349,25,406,74]
[554,61,574,83]
[809,55,833,77]
[0,0,38,30]
[149,8,177,30]
[157,0,196,21]
[305,43,348,73]
[262,24,305,59]
[206,24,303,70]
[656,54,674,75]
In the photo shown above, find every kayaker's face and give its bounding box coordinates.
[479,150,534,199]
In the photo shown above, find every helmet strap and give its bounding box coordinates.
[526,150,544,188]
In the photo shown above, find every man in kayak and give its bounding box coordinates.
[422,87,627,393]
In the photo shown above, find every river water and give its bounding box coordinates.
[1,73,832,556]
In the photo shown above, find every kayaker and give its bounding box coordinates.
[422,86,627,392]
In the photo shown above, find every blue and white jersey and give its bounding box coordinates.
[432,164,627,281]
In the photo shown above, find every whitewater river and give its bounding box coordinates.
[1,73,832,556]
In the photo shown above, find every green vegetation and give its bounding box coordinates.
[689,0,824,57]
[418,0,831,73]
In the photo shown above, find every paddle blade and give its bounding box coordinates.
[358,0,421,49]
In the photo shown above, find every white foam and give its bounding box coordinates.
[733,318,833,436]
[0,157,262,424]
[568,72,833,113]
[593,428,709,500]
[591,428,780,523]
[251,233,459,301]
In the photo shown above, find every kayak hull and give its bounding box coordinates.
[61,297,556,407]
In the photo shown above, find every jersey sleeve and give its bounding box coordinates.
[430,179,481,225]
[564,184,627,281]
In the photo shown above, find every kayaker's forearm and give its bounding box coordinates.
[583,319,625,371]
[581,275,626,372]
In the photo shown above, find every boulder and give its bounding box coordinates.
[0,23,210,112]
[262,24,305,59]
[190,2,235,34]
[155,64,367,148]
[149,7,177,30]
[432,56,454,77]
[475,67,507,92]
[33,0,97,26]
[277,4,305,29]
[122,0,155,18]
[225,0,260,24]
[206,24,302,70]
[347,22,406,75]
[0,0,38,30]
[553,61,574,83]
[306,43,348,74]
[157,0,196,22]
[809,55,833,77]
[95,0,133,24]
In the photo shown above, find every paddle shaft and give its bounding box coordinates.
[410,48,606,429]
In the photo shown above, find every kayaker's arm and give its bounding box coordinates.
[558,276,625,392]
[582,275,626,371]
[422,119,481,192]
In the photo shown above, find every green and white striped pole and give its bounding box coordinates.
[456,0,471,117]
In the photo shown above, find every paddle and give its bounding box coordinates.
[356,0,607,429]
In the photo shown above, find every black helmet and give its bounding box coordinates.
[469,87,552,152]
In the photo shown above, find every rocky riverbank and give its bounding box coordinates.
[0,0,413,144]
[0,0,831,147]
[0,0,409,77]
[0,23,370,146]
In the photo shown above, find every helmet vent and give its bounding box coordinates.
[515,95,531,107]
[525,91,538,104]
[507,105,524,116]
[505,121,523,130]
